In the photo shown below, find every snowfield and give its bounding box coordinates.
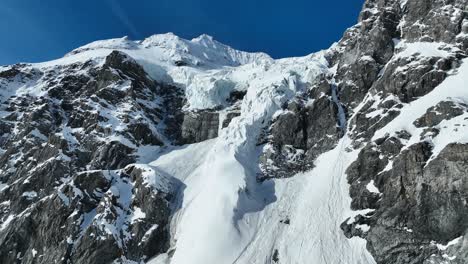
[148,137,376,264]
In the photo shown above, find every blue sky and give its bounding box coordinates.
[0,0,364,65]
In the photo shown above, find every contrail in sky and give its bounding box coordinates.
[105,0,142,38]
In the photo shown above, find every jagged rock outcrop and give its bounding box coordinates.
[0,165,178,264]
[258,85,343,180]
[343,142,468,264]
[249,0,468,262]
[170,90,245,145]
[414,100,468,128]
[332,0,468,263]
[0,51,183,263]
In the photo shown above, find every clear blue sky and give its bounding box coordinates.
[0,0,364,65]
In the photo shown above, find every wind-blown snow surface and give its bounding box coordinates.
[149,137,376,264]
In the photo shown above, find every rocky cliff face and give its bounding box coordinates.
[330,1,468,263]
[1,0,468,263]
[0,50,181,263]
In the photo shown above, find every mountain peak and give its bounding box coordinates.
[191,34,216,45]
[63,32,272,69]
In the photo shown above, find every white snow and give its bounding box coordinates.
[23,34,327,113]
[394,41,456,59]
[404,227,413,233]
[141,33,272,67]
[147,254,170,264]
[149,140,215,181]
[141,224,159,243]
[130,207,146,224]
[0,67,45,103]
[435,236,462,251]
[65,36,139,56]
[356,224,371,232]
[0,214,15,231]
[30,129,48,141]
[366,180,381,194]
[126,164,175,194]
[400,0,408,8]
[228,137,375,264]
[0,183,8,193]
[21,191,38,199]
[18,33,378,263]
[80,209,97,231]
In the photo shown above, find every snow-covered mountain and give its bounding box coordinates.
[1,0,468,263]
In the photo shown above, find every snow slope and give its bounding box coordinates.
[232,137,375,264]
[148,137,376,264]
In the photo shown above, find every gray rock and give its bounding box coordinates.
[344,141,468,263]
[1,0,468,262]
[373,56,453,103]
[126,123,163,145]
[258,91,342,180]
[222,112,241,128]
[178,110,219,144]
[89,141,135,170]
[414,101,467,128]
[0,50,187,263]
